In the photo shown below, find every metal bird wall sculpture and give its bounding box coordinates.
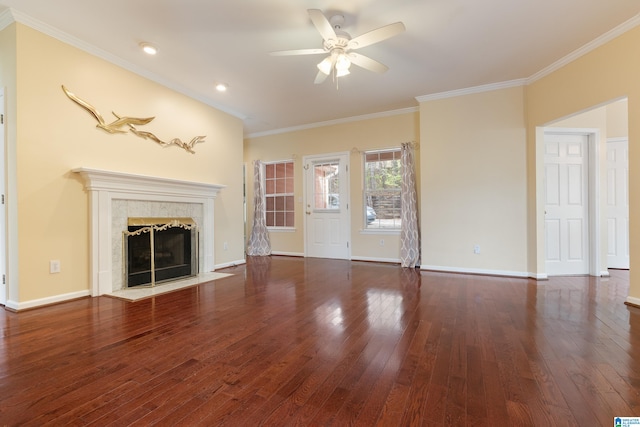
[61,85,205,153]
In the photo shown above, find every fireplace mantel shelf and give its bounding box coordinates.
[73,167,225,296]
[73,167,226,198]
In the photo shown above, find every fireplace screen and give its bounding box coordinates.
[124,218,198,288]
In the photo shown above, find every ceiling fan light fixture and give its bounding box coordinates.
[317,56,333,75]
[335,53,351,73]
[336,67,350,78]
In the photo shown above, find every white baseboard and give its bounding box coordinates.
[214,259,246,270]
[351,256,400,264]
[271,251,304,257]
[5,290,91,311]
[420,264,531,279]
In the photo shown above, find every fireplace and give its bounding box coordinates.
[73,167,225,296]
[125,218,198,287]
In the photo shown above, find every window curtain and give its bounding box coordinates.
[246,160,272,256]
[400,142,420,268]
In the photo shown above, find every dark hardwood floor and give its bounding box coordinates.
[0,256,638,426]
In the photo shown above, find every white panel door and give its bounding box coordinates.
[544,133,589,275]
[606,138,629,269]
[0,89,5,305]
[304,153,350,259]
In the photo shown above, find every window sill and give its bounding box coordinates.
[267,227,296,233]
[359,228,401,235]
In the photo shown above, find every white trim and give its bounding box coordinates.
[528,14,640,84]
[416,79,526,103]
[359,229,401,235]
[531,273,549,280]
[607,136,629,144]
[215,259,246,269]
[421,264,531,279]
[351,256,400,264]
[267,227,296,233]
[600,270,610,277]
[73,168,225,296]
[246,107,419,139]
[5,290,90,311]
[271,251,304,257]
[626,296,640,307]
[0,8,15,31]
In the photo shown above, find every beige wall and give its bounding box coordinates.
[526,26,640,299]
[4,24,245,305]
[244,111,419,261]
[607,99,629,138]
[420,86,528,275]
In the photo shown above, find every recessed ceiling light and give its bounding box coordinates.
[215,83,228,92]
[140,42,158,55]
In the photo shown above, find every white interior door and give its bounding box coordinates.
[544,133,589,275]
[0,89,5,305]
[304,153,350,259]
[606,138,629,269]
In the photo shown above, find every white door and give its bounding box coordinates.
[544,133,589,275]
[0,89,5,305]
[304,153,350,259]
[606,138,629,269]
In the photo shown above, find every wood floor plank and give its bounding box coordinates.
[0,257,638,426]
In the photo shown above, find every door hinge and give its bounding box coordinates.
[347,242,349,248]
[1,114,4,124]
[1,194,4,204]
[2,275,5,285]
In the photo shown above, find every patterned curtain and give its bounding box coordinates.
[400,142,420,268]
[246,160,272,256]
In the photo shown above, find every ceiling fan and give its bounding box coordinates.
[270,9,405,84]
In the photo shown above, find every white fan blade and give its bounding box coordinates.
[348,22,405,50]
[308,9,337,43]
[270,48,327,56]
[314,70,329,84]
[349,52,389,73]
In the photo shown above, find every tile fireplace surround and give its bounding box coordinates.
[73,168,225,296]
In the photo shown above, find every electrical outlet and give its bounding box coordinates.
[379,239,385,246]
[50,260,61,274]
[473,245,480,254]
[224,242,228,251]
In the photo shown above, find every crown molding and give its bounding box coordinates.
[245,106,419,139]
[0,8,15,31]
[3,8,246,121]
[528,13,640,84]
[415,79,527,103]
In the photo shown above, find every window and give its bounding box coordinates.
[264,160,294,228]
[364,149,401,229]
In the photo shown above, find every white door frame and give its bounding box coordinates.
[303,151,351,259]
[542,128,601,277]
[0,88,5,305]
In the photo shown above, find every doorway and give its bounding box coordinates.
[606,137,629,269]
[303,152,350,259]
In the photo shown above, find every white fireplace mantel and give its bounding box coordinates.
[73,167,225,296]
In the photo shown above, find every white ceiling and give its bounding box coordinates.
[1,1,639,136]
